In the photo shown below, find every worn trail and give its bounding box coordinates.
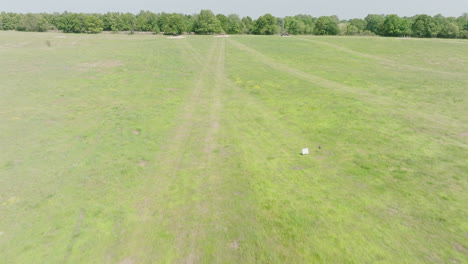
[114,39,229,263]
[295,37,463,76]
[227,38,468,142]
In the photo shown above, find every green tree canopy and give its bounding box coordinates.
[54,13,103,33]
[83,14,104,33]
[365,14,385,34]
[293,15,316,34]
[16,13,50,32]
[285,16,306,34]
[456,13,468,31]
[226,14,243,34]
[343,23,359,35]
[439,22,460,38]
[380,15,411,36]
[159,13,187,35]
[412,15,439,37]
[102,12,122,31]
[314,16,339,35]
[193,10,222,34]
[241,16,253,34]
[1,11,467,39]
[216,14,228,33]
[252,14,279,35]
[433,15,459,38]
[0,12,21,30]
[349,18,367,32]
[135,11,159,32]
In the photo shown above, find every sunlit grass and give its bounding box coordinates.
[0,32,467,263]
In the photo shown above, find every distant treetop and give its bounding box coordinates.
[1,10,467,38]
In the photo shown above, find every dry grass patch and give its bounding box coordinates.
[0,42,29,49]
[118,256,136,264]
[229,240,240,249]
[167,36,186,39]
[77,60,124,71]
[137,160,147,167]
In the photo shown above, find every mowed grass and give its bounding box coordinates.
[0,32,467,263]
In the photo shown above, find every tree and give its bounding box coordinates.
[135,10,159,32]
[54,13,82,33]
[412,15,439,37]
[101,12,135,32]
[83,14,104,33]
[343,23,359,35]
[380,15,411,36]
[193,10,222,34]
[439,22,459,38]
[276,17,285,33]
[457,13,468,31]
[120,13,136,32]
[342,18,367,35]
[458,30,468,39]
[294,15,315,34]
[241,16,253,34]
[102,12,121,31]
[349,18,367,33]
[252,14,279,35]
[216,14,228,33]
[16,13,50,32]
[0,12,20,30]
[183,14,195,33]
[365,14,385,34]
[226,14,243,34]
[284,16,306,34]
[53,13,103,33]
[3,11,465,38]
[159,13,186,35]
[433,15,458,38]
[314,16,339,35]
[433,14,447,26]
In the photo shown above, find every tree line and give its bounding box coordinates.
[1,10,467,38]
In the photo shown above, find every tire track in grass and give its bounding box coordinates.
[295,37,464,76]
[228,38,396,105]
[163,37,315,262]
[163,38,233,264]
[184,40,311,164]
[113,37,466,263]
[113,39,218,262]
[63,209,85,263]
[227,38,468,143]
[116,38,229,263]
[203,40,223,154]
[216,39,468,262]
[208,43,367,263]
[187,39,356,262]
[175,38,225,263]
[178,39,307,262]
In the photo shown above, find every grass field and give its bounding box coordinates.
[0,31,467,263]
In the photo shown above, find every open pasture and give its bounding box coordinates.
[0,31,467,263]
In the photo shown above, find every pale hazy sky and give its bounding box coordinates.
[2,0,467,19]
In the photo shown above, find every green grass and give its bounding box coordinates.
[0,32,467,263]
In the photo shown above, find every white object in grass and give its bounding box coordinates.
[302,148,309,155]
